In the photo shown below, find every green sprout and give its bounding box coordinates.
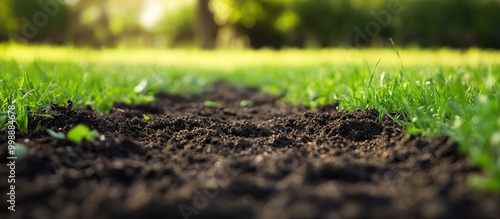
[67,124,99,143]
[203,100,219,107]
[143,114,151,121]
[240,100,254,107]
[14,143,28,158]
[47,129,65,139]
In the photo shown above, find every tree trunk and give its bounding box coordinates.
[197,0,218,49]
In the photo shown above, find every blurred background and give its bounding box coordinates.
[1,0,499,49]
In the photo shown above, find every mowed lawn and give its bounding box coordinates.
[1,44,499,190]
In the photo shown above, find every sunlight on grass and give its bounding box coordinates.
[2,43,500,69]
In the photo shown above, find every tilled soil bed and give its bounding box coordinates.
[1,83,499,219]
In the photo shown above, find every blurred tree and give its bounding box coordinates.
[292,0,354,47]
[106,0,144,46]
[198,0,218,49]
[153,1,197,47]
[396,0,500,49]
[0,0,498,49]
[210,0,390,48]
[472,1,500,48]
[66,0,114,47]
[6,0,68,44]
[65,0,147,47]
[0,0,18,41]
[210,0,294,48]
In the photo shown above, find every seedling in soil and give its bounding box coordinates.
[14,143,28,158]
[67,124,99,143]
[143,114,151,121]
[240,100,254,107]
[203,100,219,107]
[47,129,65,139]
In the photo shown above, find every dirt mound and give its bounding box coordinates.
[1,82,499,219]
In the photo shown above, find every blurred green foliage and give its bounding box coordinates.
[0,0,18,39]
[212,0,500,48]
[398,0,500,48]
[211,0,292,48]
[1,0,68,43]
[154,3,198,47]
[0,0,498,48]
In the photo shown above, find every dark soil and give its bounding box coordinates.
[1,82,499,219]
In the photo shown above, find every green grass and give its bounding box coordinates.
[1,44,499,191]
